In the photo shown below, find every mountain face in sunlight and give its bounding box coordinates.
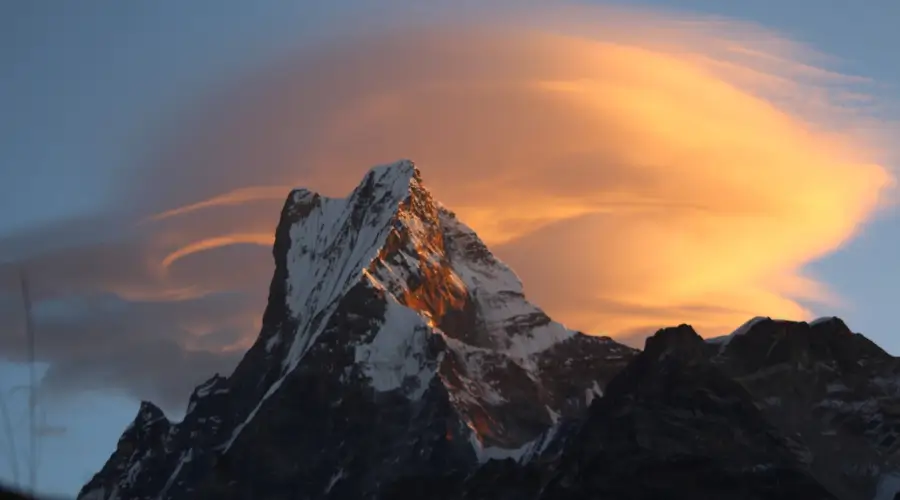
[78,162,636,500]
[77,163,900,500]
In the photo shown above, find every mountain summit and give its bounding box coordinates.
[79,161,900,500]
[78,160,635,500]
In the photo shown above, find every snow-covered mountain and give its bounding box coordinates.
[78,160,635,500]
[78,161,900,500]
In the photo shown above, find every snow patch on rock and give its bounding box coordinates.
[706,316,770,353]
[585,380,604,406]
[325,468,346,494]
[159,449,193,499]
[354,298,438,399]
[467,422,561,464]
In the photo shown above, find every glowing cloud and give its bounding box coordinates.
[160,233,274,270]
[2,5,895,410]
[147,186,288,222]
[143,11,891,340]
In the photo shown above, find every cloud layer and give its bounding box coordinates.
[0,6,893,413]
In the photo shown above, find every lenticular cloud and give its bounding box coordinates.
[146,10,893,340]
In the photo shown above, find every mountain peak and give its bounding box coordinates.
[703,316,889,374]
[643,324,706,362]
[80,162,900,500]
[268,159,433,368]
[78,155,900,500]
[268,158,587,379]
[136,400,166,423]
[288,158,419,206]
[74,160,641,500]
[260,161,630,435]
[364,158,419,184]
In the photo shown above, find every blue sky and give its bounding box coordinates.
[2,1,899,496]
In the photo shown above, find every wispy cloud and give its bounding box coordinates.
[0,4,894,413]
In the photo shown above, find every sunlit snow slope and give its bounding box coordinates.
[79,160,635,500]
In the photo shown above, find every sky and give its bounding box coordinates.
[1,0,900,496]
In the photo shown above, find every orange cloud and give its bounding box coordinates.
[160,233,274,270]
[141,7,895,341]
[147,186,288,222]
[110,285,214,302]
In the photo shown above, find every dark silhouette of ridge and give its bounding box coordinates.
[0,483,36,500]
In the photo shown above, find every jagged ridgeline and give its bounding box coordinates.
[79,161,900,500]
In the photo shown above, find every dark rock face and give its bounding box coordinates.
[710,317,900,500]
[540,325,837,500]
[77,161,899,500]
